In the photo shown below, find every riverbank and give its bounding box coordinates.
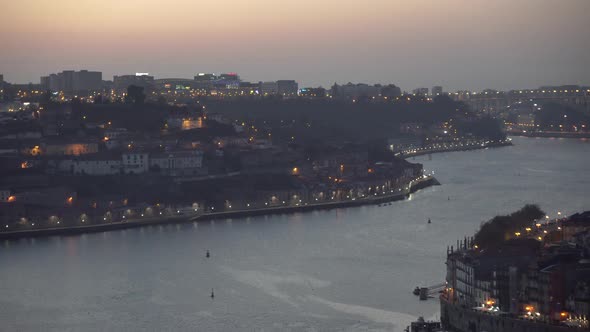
[0,176,439,240]
[441,295,585,332]
[395,139,512,159]
[507,130,590,139]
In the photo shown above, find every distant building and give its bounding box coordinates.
[40,76,49,90]
[311,147,368,178]
[122,152,149,174]
[449,85,590,114]
[113,74,154,94]
[277,80,298,97]
[194,73,217,82]
[380,84,402,98]
[207,113,230,124]
[71,154,122,175]
[167,109,203,130]
[260,81,278,95]
[42,139,99,156]
[149,150,204,176]
[194,73,241,90]
[234,82,260,95]
[154,78,194,91]
[432,86,443,96]
[331,83,381,99]
[73,70,102,93]
[387,136,421,153]
[412,87,429,96]
[219,73,240,82]
[41,70,102,94]
[299,87,326,98]
[259,80,298,97]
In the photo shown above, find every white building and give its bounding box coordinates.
[149,150,203,176]
[122,152,149,174]
[72,158,121,175]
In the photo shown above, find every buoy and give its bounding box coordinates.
[428,218,431,224]
[211,289,214,298]
[206,250,210,258]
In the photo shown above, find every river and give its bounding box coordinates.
[1,137,589,331]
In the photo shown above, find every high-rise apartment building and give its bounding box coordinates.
[432,86,443,96]
[40,70,102,94]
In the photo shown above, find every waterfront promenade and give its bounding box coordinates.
[0,138,515,240]
[441,297,586,332]
[0,138,514,240]
[395,139,512,159]
[0,175,439,240]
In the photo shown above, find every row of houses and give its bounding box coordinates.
[48,150,204,176]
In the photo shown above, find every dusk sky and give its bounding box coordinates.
[1,0,589,91]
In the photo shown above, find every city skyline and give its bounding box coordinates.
[1,0,589,91]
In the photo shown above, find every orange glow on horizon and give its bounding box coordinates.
[0,0,588,90]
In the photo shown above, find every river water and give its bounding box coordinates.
[1,137,589,331]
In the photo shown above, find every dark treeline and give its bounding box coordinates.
[39,102,204,134]
[474,204,545,249]
[535,102,590,129]
[204,96,506,145]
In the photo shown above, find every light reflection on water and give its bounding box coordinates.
[0,137,588,331]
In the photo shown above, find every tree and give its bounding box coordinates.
[455,116,506,140]
[474,204,545,249]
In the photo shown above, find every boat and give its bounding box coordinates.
[405,317,444,332]
[428,218,431,224]
[419,287,429,300]
[413,287,420,295]
[206,250,210,258]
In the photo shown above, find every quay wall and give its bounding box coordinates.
[399,141,512,159]
[441,299,585,332]
[507,131,590,139]
[0,177,439,240]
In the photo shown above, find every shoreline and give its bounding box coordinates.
[506,131,590,139]
[397,140,512,159]
[0,176,439,240]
